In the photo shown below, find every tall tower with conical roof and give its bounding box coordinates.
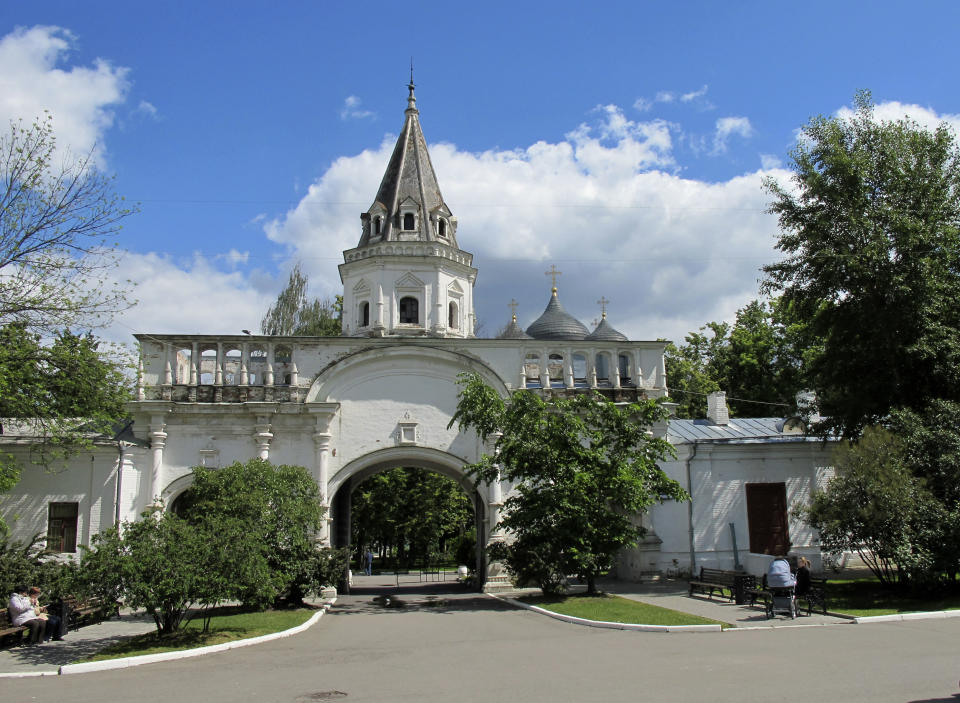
[339,80,477,337]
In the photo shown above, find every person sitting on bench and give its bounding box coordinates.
[8,585,46,644]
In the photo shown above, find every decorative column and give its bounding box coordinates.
[189,343,199,385]
[308,404,340,545]
[565,349,574,389]
[136,356,145,401]
[519,364,527,389]
[486,432,504,536]
[148,417,167,505]
[483,431,511,592]
[313,429,332,544]
[540,348,550,388]
[253,415,273,460]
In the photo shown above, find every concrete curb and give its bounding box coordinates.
[491,594,723,633]
[853,609,960,624]
[56,599,335,676]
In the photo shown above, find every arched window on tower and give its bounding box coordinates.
[448,301,459,329]
[618,354,631,384]
[360,301,370,327]
[438,219,447,237]
[375,217,382,235]
[399,296,419,324]
[403,212,415,230]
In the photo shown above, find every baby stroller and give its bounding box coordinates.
[765,586,796,619]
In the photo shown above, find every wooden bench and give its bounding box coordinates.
[748,575,829,616]
[797,576,828,615]
[62,596,120,631]
[689,567,756,602]
[0,609,27,647]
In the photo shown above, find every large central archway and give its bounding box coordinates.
[328,446,488,593]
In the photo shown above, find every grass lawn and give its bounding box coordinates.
[827,577,960,617]
[521,593,731,628]
[77,607,315,662]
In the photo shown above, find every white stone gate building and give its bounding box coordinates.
[0,83,834,588]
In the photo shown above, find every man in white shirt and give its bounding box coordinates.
[8,585,46,644]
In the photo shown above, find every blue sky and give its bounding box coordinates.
[3,1,960,345]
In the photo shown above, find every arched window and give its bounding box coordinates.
[572,353,587,385]
[524,353,541,387]
[360,301,370,327]
[438,219,447,237]
[403,212,415,230]
[248,346,267,385]
[548,353,564,386]
[448,301,459,329]
[175,348,192,384]
[618,354,631,383]
[199,347,217,384]
[374,217,382,235]
[595,353,610,382]
[399,296,419,324]
[224,347,242,385]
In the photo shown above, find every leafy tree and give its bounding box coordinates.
[663,322,726,419]
[800,427,943,588]
[81,507,240,635]
[762,90,960,437]
[889,400,960,579]
[261,263,342,336]
[0,325,131,531]
[0,533,79,602]
[665,300,806,419]
[450,374,686,595]
[0,113,135,332]
[178,458,340,606]
[351,467,473,569]
[0,113,135,508]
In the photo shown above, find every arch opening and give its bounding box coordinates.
[328,448,488,593]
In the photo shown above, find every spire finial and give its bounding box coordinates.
[597,296,610,318]
[545,264,562,294]
[508,298,519,322]
[407,59,417,112]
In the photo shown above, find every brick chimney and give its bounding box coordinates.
[706,391,729,425]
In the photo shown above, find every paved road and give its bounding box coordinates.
[5,581,960,703]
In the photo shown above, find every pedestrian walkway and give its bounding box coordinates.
[596,578,852,628]
[0,612,156,676]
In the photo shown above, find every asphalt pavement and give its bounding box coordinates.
[2,574,958,703]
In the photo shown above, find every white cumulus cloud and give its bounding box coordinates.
[262,105,782,344]
[0,25,130,167]
[712,116,753,154]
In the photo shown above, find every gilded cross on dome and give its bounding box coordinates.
[597,296,610,318]
[545,265,562,291]
[508,298,519,320]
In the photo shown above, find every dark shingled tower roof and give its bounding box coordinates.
[357,79,456,248]
[525,289,590,340]
[498,315,533,339]
[586,314,628,341]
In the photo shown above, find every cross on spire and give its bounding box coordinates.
[597,296,610,318]
[545,264,562,291]
[508,298,519,321]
